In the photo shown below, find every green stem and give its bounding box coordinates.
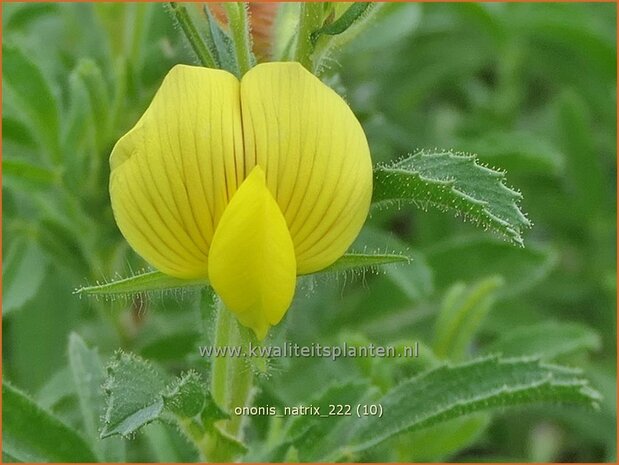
[210,300,233,405]
[224,2,254,76]
[208,299,254,459]
[294,3,324,71]
[169,2,217,68]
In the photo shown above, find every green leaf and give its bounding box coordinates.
[68,334,125,461]
[315,252,410,274]
[2,116,37,149]
[373,150,531,245]
[207,424,248,461]
[74,270,208,298]
[457,130,565,176]
[200,392,229,430]
[2,239,48,317]
[75,253,408,298]
[287,381,371,442]
[101,351,220,440]
[62,68,96,184]
[399,413,490,461]
[69,334,105,443]
[36,366,75,410]
[163,371,206,418]
[138,330,201,362]
[3,158,59,191]
[4,3,59,30]
[2,43,60,162]
[485,321,602,360]
[256,381,373,462]
[143,423,185,462]
[75,59,111,152]
[3,383,97,462]
[328,356,600,459]
[353,227,434,301]
[36,217,92,275]
[557,90,606,215]
[426,236,557,299]
[101,350,167,438]
[433,276,504,360]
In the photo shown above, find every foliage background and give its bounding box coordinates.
[2,2,616,462]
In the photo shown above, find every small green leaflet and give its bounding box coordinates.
[74,253,409,299]
[373,150,531,245]
[101,351,167,438]
[101,351,223,439]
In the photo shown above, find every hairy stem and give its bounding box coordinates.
[224,2,254,76]
[169,2,217,68]
[207,299,254,460]
[294,3,324,71]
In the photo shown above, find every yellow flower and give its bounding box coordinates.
[109,62,372,339]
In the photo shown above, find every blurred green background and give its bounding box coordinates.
[2,2,616,462]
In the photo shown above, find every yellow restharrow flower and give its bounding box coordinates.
[109,62,372,339]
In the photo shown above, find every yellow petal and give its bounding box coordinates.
[240,62,373,274]
[208,166,297,340]
[109,65,244,278]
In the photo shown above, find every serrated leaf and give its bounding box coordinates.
[485,321,602,360]
[373,150,531,245]
[3,383,97,462]
[68,334,125,461]
[163,371,206,418]
[326,356,600,460]
[101,351,167,438]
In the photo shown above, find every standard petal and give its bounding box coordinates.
[208,166,297,340]
[240,62,373,274]
[109,65,244,278]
